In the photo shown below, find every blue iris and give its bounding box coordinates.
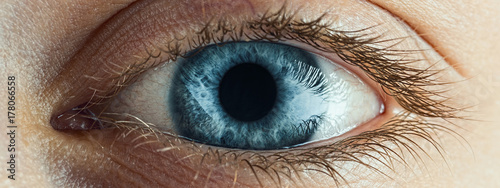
[170,42,330,150]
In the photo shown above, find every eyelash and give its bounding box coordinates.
[75,4,464,187]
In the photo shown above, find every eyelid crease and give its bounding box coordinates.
[366,0,470,77]
[59,2,468,187]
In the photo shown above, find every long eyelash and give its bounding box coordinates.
[75,2,466,187]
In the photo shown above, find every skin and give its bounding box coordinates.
[1,0,499,187]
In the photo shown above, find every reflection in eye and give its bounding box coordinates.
[170,41,381,150]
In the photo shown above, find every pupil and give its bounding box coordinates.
[218,63,277,121]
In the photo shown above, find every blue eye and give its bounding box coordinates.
[169,42,381,150]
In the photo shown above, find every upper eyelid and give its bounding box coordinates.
[50,0,459,122]
[104,8,459,120]
[46,0,420,114]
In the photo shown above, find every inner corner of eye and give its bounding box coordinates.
[160,41,384,150]
[50,104,104,131]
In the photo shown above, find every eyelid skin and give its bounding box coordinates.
[43,0,467,187]
[368,0,477,77]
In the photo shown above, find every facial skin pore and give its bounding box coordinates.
[1,0,499,187]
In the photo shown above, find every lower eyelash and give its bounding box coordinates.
[80,110,462,187]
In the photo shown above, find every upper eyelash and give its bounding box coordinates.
[76,3,466,187]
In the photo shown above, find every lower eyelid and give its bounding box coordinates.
[56,110,432,187]
[68,128,306,187]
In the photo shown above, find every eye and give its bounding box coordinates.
[96,41,382,150]
[46,1,464,186]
